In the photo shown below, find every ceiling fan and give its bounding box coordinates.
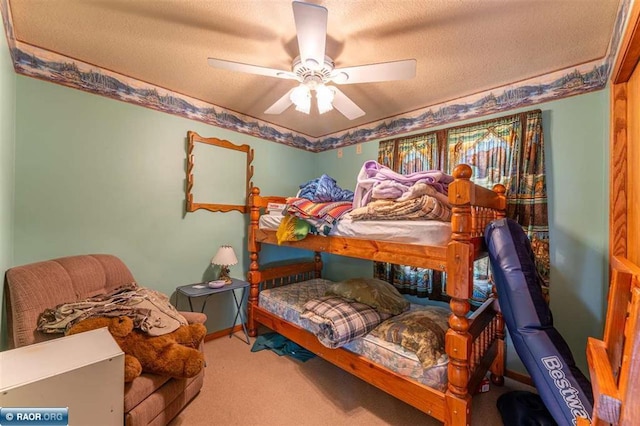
[207,1,417,120]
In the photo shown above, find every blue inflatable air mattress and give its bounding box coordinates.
[485,218,593,426]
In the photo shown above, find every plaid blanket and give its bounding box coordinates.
[286,197,353,235]
[301,296,391,349]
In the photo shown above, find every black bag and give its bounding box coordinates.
[497,391,558,426]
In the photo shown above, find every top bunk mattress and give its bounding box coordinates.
[259,214,452,246]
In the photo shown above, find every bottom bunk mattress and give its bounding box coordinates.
[258,278,449,391]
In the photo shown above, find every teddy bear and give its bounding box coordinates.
[66,316,207,383]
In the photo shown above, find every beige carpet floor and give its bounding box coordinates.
[169,333,534,426]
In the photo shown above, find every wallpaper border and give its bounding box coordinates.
[0,0,630,153]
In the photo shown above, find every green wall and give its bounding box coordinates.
[13,76,316,336]
[316,91,609,375]
[5,65,609,378]
[0,33,16,350]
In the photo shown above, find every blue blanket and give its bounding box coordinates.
[298,174,354,202]
[251,332,316,362]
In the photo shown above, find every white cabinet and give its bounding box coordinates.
[0,328,124,425]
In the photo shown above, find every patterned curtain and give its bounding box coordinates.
[396,133,442,173]
[511,111,549,287]
[446,110,549,293]
[375,109,549,300]
[375,132,444,298]
[446,116,519,187]
[378,139,396,169]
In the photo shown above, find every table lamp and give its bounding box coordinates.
[211,245,238,284]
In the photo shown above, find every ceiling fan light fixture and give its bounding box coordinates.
[295,100,311,114]
[209,2,415,121]
[317,98,333,114]
[291,84,311,114]
[316,84,334,114]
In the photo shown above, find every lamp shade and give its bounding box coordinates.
[316,84,334,114]
[290,84,311,114]
[211,245,238,266]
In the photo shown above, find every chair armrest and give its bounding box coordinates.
[179,311,207,325]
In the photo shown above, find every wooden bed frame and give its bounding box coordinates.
[577,3,640,425]
[246,164,507,426]
[578,257,640,425]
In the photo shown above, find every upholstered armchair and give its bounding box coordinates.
[4,254,206,426]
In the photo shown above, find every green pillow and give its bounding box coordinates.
[325,277,410,315]
[276,214,311,245]
[371,307,450,368]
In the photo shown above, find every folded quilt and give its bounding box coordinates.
[349,194,452,221]
[286,197,353,235]
[372,181,450,207]
[301,296,391,349]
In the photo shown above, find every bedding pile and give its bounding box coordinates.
[276,174,354,244]
[351,162,453,221]
[349,188,451,221]
[353,160,453,209]
[297,277,450,368]
[36,282,188,336]
[297,174,354,202]
[285,197,353,235]
[301,277,411,349]
[275,163,455,244]
[258,278,451,390]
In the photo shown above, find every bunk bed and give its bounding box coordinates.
[246,164,507,426]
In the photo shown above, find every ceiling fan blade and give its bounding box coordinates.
[208,58,297,80]
[331,59,417,84]
[331,87,365,120]
[264,88,295,115]
[292,1,327,70]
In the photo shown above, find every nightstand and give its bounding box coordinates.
[177,278,250,344]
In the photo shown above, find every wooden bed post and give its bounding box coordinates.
[445,164,474,426]
[489,183,507,386]
[314,252,323,277]
[247,186,262,337]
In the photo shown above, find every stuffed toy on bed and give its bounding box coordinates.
[66,316,206,383]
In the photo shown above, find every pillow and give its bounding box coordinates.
[370,307,450,368]
[275,214,311,245]
[325,278,410,315]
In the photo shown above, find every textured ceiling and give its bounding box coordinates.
[8,0,621,139]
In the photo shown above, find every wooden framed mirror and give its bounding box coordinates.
[186,131,254,213]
